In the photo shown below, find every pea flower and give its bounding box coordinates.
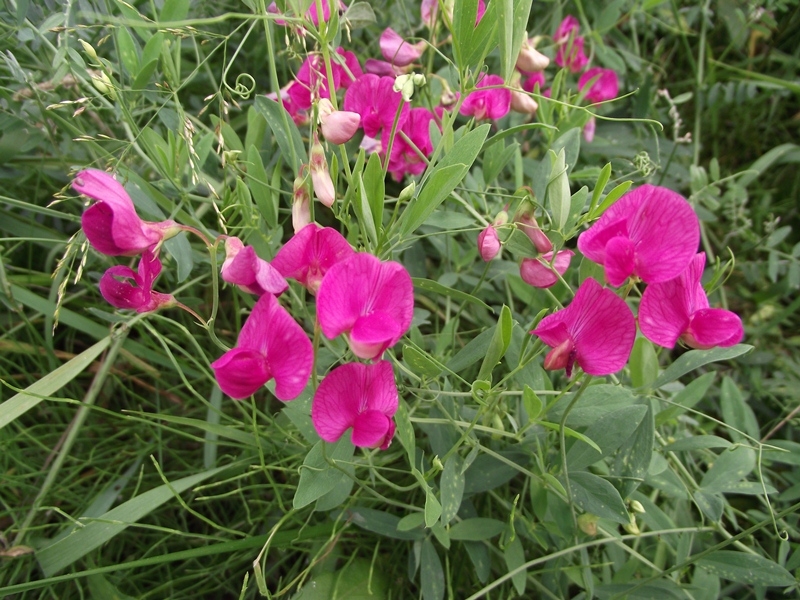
[639,253,744,350]
[317,253,414,360]
[74,169,179,256]
[460,74,511,121]
[478,224,500,262]
[522,71,546,94]
[211,293,312,400]
[387,106,435,179]
[516,40,550,73]
[531,277,635,377]
[578,68,619,103]
[291,175,312,233]
[554,15,580,44]
[287,48,361,110]
[344,74,409,138]
[271,223,355,294]
[99,250,175,313]
[520,250,575,288]
[556,36,589,73]
[317,98,361,144]
[514,203,553,254]
[310,140,335,207]
[312,360,398,450]
[577,184,700,287]
[221,237,288,297]
[380,28,425,67]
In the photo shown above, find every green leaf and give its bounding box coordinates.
[343,2,376,28]
[344,507,424,540]
[246,146,278,228]
[564,185,588,233]
[293,559,388,600]
[413,278,492,312]
[424,487,442,528]
[293,439,355,509]
[738,143,799,188]
[394,399,415,467]
[497,0,532,82]
[613,404,655,498]
[629,337,659,388]
[647,345,753,389]
[591,180,632,219]
[363,151,385,237]
[440,455,465,525]
[478,305,513,382]
[0,337,110,430]
[547,384,636,427]
[696,551,797,587]
[449,518,506,541]
[37,464,231,576]
[163,232,193,282]
[464,542,491,583]
[700,446,756,493]
[694,490,724,521]
[160,0,189,21]
[400,124,490,235]
[547,148,570,231]
[551,127,581,176]
[504,535,527,595]
[116,28,140,76]
[420,539,445,600]
[590,163,612,213]
[354,172,378,249]
[566,471,630,525]
[720,376,760,442]
[656,372,716,426]
[566,405,648,471]
[665,435,732,452]
[244,105,267,152]
[403,344,442,378]
[254,96,307,172]
[523,385,543,421]
[463,2,499,69]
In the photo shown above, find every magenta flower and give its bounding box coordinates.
[478,225,500,261]
[520,250,574,288]
[522,71,546,94]
[556,36,589,73]
[364,59,400,78]
[460,74,511,121]
[211,293,312,400]
[267,0,340,26]
[387,106,435,179]
[221,237,288,297]
[99,250,175,313]
[271,223,355,294]
[532,278,635,377]
[74,169,179,257]
[317,253,414,360]
[577,184,700,287]
[380,28,425,67]
[287,49,360,110]
[554,15,580,44]
[639,253,744,350]
[344,74,409,138]
[312,360,398,449]
[578,68,619,103]
[318,98,361,144]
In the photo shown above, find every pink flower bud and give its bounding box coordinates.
[515,206,552,253]
[510,89,539,114]
[477,225,500,262]
[318,100,361,144]
[310,141,335,207]
[221,237,288,297]
[516,42,550,73]
[292,175,311,233]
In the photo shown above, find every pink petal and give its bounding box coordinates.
[554,15,580,44]
[99,264,148,310]
[460,75,511,121]
[683,308,744,349]
[337,48,363,88]
[555,36,588,73]
[321,110,361,144]
[520,250,574,288]
[604,236,636,287]
[531,320,571,350]
[522,72,546,93]
[583,115,596,143]
[578,68,619,103]
[349,311,403,360]
[638,275,692,349]
[211,347,272,399]
[344,74,408,138]
[351,410,393,447]
[311,362,366,443]
[263,298,313,401]
[271,224,355,293]
[477,225,500,261]
[364,59,399,77]
[380,28,423,67]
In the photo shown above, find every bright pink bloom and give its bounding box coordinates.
[271,224,355,294]
[387,107,435,179]
[337,49,363,88]
[312,360,398,449]
[583,116,596,143]
[344,74,409,138]
[211,293,312,400]
[532,278,635,377]
[99,250,175,313]
[287,48,359,110]
[318,99,361,144]
[75,169,179,256]
[554,15,580,44]
[478,225,500,261]
[460,74,511,121]
[317,253,414,360]
[577,184,700,287]
[639,253,743,350]
[364,59,400,78]
[267,0,344,27]
[522,71,546,94]
[380,28,425,67]
[556,36,589,73]
[221,237,288,297]
[268,87,310,126]
[578,68,619,103]
[520,250,574,288]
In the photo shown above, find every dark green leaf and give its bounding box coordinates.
[696,551,796,587]
[420,539,445,600]
[566,471,629,525]
[413,278,492,312]
[254,96,307,172]
[647,345,753,389]
[449,518,505,541]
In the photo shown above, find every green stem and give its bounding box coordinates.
[559,374,593,534]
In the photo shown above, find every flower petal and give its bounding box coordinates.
[99,265,148,310]
[311,362,365,443]
[264,299,313,401]
[211,347,271,399]
[604,236,636,287]
[351,410,393,448]
[638,276,692,349]
[349,311,402,360]
[684,308,744,349]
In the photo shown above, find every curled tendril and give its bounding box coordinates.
[634,151,657,177]
[224,73,256,100]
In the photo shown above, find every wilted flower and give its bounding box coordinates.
[312,360,398,449]
[211,293,313,400]
[577,184,700,287]
[520,250,574,288]
[221,237,288,297]
[99,250,175,313]
[639,253,744,349]
[74,169,179,256]
[531,278,635,377]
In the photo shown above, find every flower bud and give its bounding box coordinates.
[510,89,539,114]
[399,181,416,202]
[80,40,98,61]
[292,175,311,232]
[477,225,500,262]
[514,202,552,253]
[577,513,598,536]
[320,108,361,144]
[516,41,550,73]
[310,141,335,207]
[630,500,645,514]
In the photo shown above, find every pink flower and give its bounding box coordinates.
[287,49,359,110]
[318,98,361,144]
[267,0,345,27]
[460,74,511,121]
[578,68,619,103]
[99,249,175,313]
[555,36,589,73]
[380,28,425,67]
[516,42,550,73]
[211,293,312,400]
[387,106,435,179]
[510,89,538,114]
[521,71,546,94]
[364,59,401,77]
[514,206,553,254]
[554,15,580,44]
[344,74,409,138]
[221,237,288,296]
[317,253,414,360]
[520,250,575,288]
[639,253,744,350]
[532,277,635,377]
[310,140,335,207]
[583,115,596,143]
[75,169,179,256]
[269,87,310,126]
[312,360,398,449]
[478,225,500,261]
[292,175,312,233]
[271,223,355,293]
[577,184,700,287]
